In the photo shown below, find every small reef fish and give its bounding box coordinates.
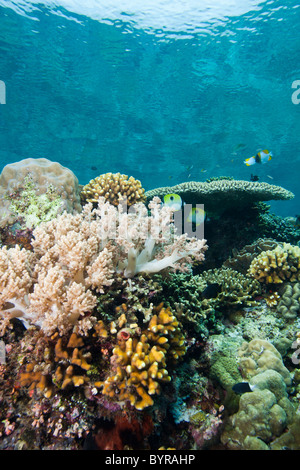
[244,149,272,166]
[232,382,257,395]
[201,283,221,299]
[163,193,183,211]
[250,174,259,182]
[186,207,206,226]
[163,194,206,227]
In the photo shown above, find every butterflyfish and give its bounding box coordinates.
[186,207,206,226]
[163,193,183,211]
[244,149,272,166]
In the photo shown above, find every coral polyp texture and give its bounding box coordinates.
[97,303,186,410]
[145,179,294,213]
[0,197,207,336]
[81,172,146,207]
[248,242,300,284]
[0,158,82,227]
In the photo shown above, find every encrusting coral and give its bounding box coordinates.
[7,174,63,230]
[248,243,300,284]
[221,339,295,450]
[0,197,207,336]
[0,158,82,227]
[81,172,146,207]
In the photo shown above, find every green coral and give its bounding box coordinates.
[158,268,261,337]
[257,205,300,245]
[7,174,62,229]
[200,267,261,307]
[276,283,300,321]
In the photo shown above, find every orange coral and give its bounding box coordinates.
[96,303,186,410]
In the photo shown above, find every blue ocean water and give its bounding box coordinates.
[0,0,299,216]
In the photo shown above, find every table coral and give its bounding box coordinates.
[81,172,146,207]
[7,175,63,230]
[145,179,294,214]
[248,243,300,284]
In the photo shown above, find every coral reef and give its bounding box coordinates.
[158,268,261,337]
[81,172,145,207]
[7,174,62,230]
[0,158,82,227]
[97,304,186,410]
[238,338,291,386]
[145,179,294,214]
[248,243,300,284]
[1,164,299,451]
[276,283,300,321]
[221,369,295,450]
[223,238,279,274]
[0,197,207,336]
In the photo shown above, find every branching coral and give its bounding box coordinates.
[158,268,261,336]
[248,243,300,284]
[96,304,186,410]
[81,172,146,207]
[200,268,261,307]
[0,197,207,336]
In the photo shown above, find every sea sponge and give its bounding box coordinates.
[145,179,294,214]
[248,243,300,284]
[0,158,82,226]
[81,172,146,207]
[238,338,291,386]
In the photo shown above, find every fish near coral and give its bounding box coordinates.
[244,150,272,166]
[163,193,183,211]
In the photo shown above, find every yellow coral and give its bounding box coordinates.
[81,172,146,207]
[96,304,186,410]
[248,243,300,284]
